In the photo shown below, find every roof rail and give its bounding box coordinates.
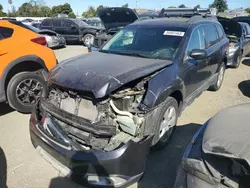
[159,8,212,18]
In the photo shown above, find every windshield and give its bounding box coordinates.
[101,26,185,60]
[73,19,88,27]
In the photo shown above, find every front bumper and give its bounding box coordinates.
[29,105,152,187]
[227,48,240,67]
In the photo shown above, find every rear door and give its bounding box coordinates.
[184,25,208,96]
[51,19,64,35]
[61,19,80,42]
[39,19,52,30]
[203,24,221,76]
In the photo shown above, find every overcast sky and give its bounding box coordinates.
[2,0,248,14]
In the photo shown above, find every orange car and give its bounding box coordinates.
[0,20,57,113]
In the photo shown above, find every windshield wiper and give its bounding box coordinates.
[113,52,150,59]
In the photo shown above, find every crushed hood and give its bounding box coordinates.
[202,103,250,165]
[97,7,138,31]
[49,52,172,98]
[217,16,242,38]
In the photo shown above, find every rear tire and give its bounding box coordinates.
[209,63,225,91]
[231,53,242,69]
[7,71,47,113]
[151,97,178,150]
[83,34,95,46]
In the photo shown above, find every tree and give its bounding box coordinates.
[96,5,104,13]
[178,4,187,8]
[82,6,96,18]
[195,5,201,8]
[168,6,177,8]
[52,3,73,16]
[209,0,228,13]
[0,4,7,17]
[246,8,250,15]
[40,6,52,17]
[68,12,76,18]
[8,6,17,17]
[17,2,34,16]
[122,3,129,8]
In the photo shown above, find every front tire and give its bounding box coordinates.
[152,97,178,149]
[83,34,95,46]
[7,71,47,113]
[209,63,225,91]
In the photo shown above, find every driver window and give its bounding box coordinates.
[187,27,205,56]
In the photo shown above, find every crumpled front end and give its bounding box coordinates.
[29,76,159,187]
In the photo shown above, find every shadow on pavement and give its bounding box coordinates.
[0,147,7,188]
[48,151,112,188]
[138,123,201,188]
[242,58,250,66]
[0,103,14,116]
[238,80,250,98]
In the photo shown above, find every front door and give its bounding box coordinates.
[183,25,209,97]
[62,20,80,42]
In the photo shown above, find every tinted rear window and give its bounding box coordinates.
[52,20,62,27]
[41,19,52,27]
[204,24,218,47]
[0,26,14,39]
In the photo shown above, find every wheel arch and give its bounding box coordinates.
[0,55,48,95]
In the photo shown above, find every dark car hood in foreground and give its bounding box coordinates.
[217,16,242,38]
[98,7,138,31]
[49,52,172,98]
[202,103,250,164]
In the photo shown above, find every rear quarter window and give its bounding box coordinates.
[0,26,14,40]
[41,19,52,27]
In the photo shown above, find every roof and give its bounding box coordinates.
[130,16,217,28]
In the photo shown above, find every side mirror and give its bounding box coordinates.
[190,49,207,60]
[71,25,77,29]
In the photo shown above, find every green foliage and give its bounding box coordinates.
[122,3,129,8]
[68,12,76,18]
[178,4,187,8]
[168,6,177,8]
[40,6,52,17]
[209,0,228,13]
[82,6,97,18]
[52,3,73,15]
[8,6,17,17]
[246,8,250,15]
[195,5,201,8]
[96,5,104,13]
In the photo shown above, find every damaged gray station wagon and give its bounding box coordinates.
[29,8,229,188]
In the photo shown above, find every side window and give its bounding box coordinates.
[216,24,224,40]
[204,24,218,47]
[0,26,14,40]
[52,20,62,27]
[41,19,51,27]
[187,27,205,55]
[63,20,73,28]
[246,24,250,35]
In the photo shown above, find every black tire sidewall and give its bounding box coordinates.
[152,97,179,149]
[83,34,94,46]
[7,72,47,113]
[209,63,226,91]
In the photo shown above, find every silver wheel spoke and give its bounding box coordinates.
[159,106,176,139]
